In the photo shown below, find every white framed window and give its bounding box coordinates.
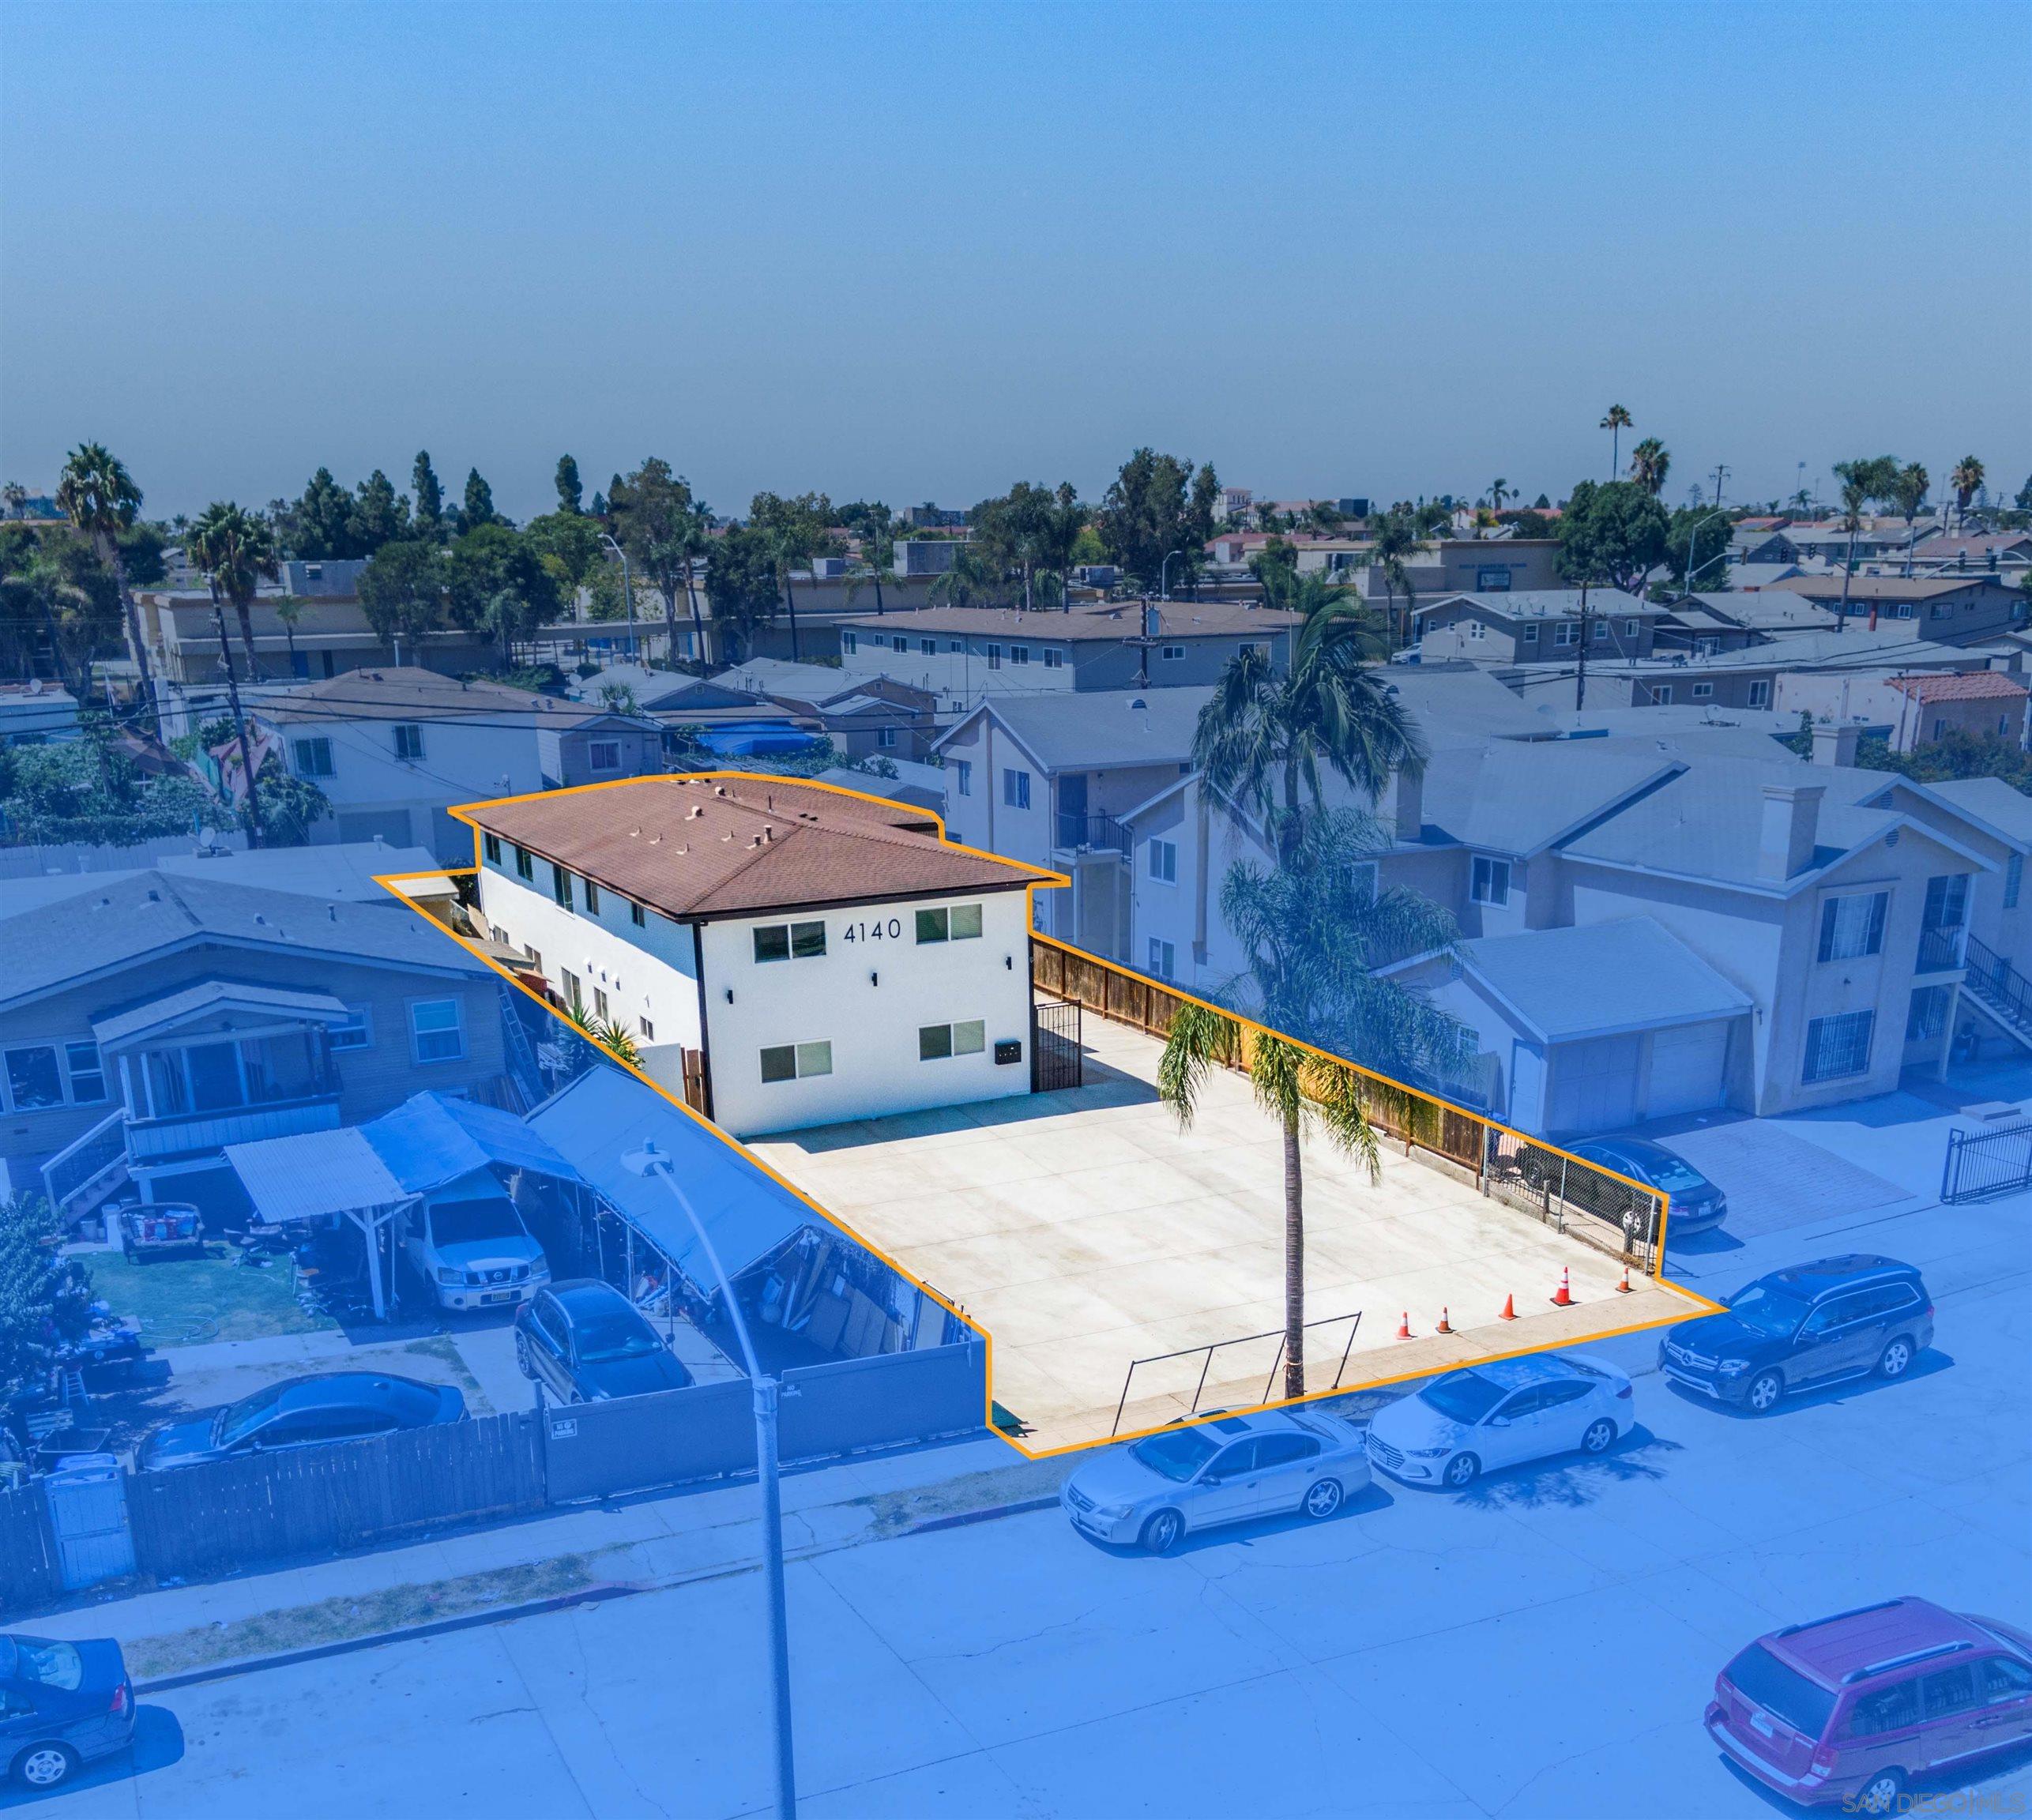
[948,639,965,652]
[842,631,858,653]
[1147,938,1176,980]
[630,900,646,927]
[1159,644,1186,661]
[328,1006,374,1051]
[587,739,621,773]
[2,1046,64,1111]
[760,1040,833,1083]
[878,726,898,749]
[1238,642,1266,661]
[593,987,609,1021]
[920,638,936,656]
[1521,624,1539,643]
[1003,768,1031,809]
[1010,645,1030,665]
[484,833,502,864]
[918,1019,986,1061]
[292,736,334,778]
[1748,680,1770,708]
[393,723,425,761]
[1624,619,1640,637]
[1148,838,1177,884]
[1043,649,1065,669]
[64,1041,107,1104]
[916,904,983,943]
[408,998,466,1063]
[954,759,973,796]
[1653,684,1674,705]
[1591,621,1609,641]
[514,844,535,880]
[1554,622,1578,647]
[1804,1010,1873,1082]
[640,1017,655,1041]
[753,919,827,962]
[1818,890,1887,961]
[1466,619,1485,640]
[1692,682,1714,700]
[986,644,1003,670]
[1470,855,1511,906]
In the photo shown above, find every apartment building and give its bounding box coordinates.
[1413,590,1666,665]
[1769,574,2024,643]
[1355,538,1564,608]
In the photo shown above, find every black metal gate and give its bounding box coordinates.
[1032,998,1083,1092]
[1942,1118,2032,1201]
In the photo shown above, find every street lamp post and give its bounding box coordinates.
[622,1141,796,1819]
[598,532,638,664]
[1679,506,1731,603]
[1159,548,1184,602]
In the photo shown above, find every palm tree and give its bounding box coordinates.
[188,502,278,679]
[1486,479,1512,513]
[1950,457,1985,532]
[274,596,304,677]
[1628,438,1671,497]
[1361,511,1419,651]
[1192,574,1424,865]
[55,442,159,728]
[1834,476,1870,634]
[1887,461,1930,581]
[1600,405,1633,477]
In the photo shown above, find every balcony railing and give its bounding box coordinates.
[1917,924,1967,973]
[1055,812,1131,854]
[125,1094,342,1161]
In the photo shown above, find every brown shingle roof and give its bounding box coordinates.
[457,775,1050,920]
[259,667,630,729]
[1887,671,2030,703]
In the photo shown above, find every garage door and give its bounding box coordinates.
[1548,1034,1642,1135]
[1646,1020,1731,1118]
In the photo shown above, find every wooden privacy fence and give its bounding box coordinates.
[0,1483,62,1614]
[1030,934,1664,1269]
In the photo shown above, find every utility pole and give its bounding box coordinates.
[210,598,266,848]
[1573,581,1591,713]
[1710,464,1730,510]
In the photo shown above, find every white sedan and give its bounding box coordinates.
[1061,1408,1371,1554]
[1364,1352,1633,1490]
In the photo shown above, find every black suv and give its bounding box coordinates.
[515,1280,695,1403]
[1659,1254,1933,1413]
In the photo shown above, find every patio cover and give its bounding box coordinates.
[224,1126,415,1318]
[527,1066,815,1289]
[363,1090,584,1197]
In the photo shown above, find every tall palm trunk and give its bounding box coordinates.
[96,533,159,729]
[683,571,709,671]
[660,587,684,672]
[233,599,260,679]
[1282,1106,1305,1400]
[1838,529,1857,634]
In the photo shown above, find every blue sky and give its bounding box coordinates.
[4,3,2026,522]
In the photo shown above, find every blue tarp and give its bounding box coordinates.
[525,1065,816,1285]
[363,1091,585,1196]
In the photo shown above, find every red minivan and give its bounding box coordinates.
[1707,1598,2032,1812]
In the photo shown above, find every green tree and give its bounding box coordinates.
[412,450,445,536]
[1887,461,1931,576]
[446,525,559,667]
[357,537,448,655]
[844,500,896,616]
[1098,449,1218,592]
[349,469,410,553]
[1558,479,1669,705]
[0,1194,93,1387]
[747,491,835,661]
[1628,438,1671,496]
[1248,536,1300,610]
[1600,404,1633,476]
[611,459,713,667]
[189,502,280,680]
[1949,457,1985,532]
[1831,456,1901,631]
[292,467,359,559]
[0,533,122,703]
[1363,510,1421,649]
[524,510,606,618]
[1663,503,1734,594]
[702,521,781,660]
[1193,575,1422,864]
[55,442,159,727]
[457,468,504,535]
[555,454,584,515]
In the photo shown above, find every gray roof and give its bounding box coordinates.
[1510,626,1976,677]
[228,1127,413,1222]
[1675,590,1829,630]
[946,688,1213,771]
[717,657,867,703]
[1431,589,1663,622]
[1522,705,1800,758]
[92,981,352,1047]
[1417,741,1678,855]
[0,869,487,1008]
[1923,777,2032,851]
[1456,918,1754,1043]
[1378,664,1548,746]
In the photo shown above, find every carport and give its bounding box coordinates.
[224,1126,417,1318]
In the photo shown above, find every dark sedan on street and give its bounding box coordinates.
[515,1280,694,1403]
[136,1372,465,1471]
[2,1634,134,1791]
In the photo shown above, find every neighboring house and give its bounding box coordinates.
[136,588,495,684]
[1769,574,2024,642]
[1654,590,1837,653]
[834,602,1301,710]
[1906,531,2032,576]
[1771,673,2031,754]
[714,659,939,761]
[1355,539,1564,607]
[1903,777,2032,1057]
[254,668,665,859]
[0,682,81,746]
[1729,562,1808,590]
[4,863,508,1222]
[1413,590,1665,665]
[461,774,1053,1138]
[1202,532,1372,574]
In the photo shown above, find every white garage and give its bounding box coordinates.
[1644,1020,1733,1119]
[1548,1034,1642,1134]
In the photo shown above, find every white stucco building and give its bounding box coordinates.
[461,775,1056,1138]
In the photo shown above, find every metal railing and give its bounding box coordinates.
[1917,924,1968,972]
[40,1107,128,1213]
[1112,1310,1364,1435]
[1054,812,1131,854]
[1942,1115,2032,1202]
[1965,934,2032,1032]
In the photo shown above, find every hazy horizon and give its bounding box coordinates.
[5,2,2027,524]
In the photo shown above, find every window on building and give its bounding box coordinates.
[1010,645,1030,665]
[1554,622,1577,647]
[986,644,1003,670]
[552,863,574,910]
[1591,621,1609,641]
[630,899,646,927]
[954,759,973,796]
[1932,717,1947,740]
[878,725,898,749]
[292,737,334,778]
[1748,680,1771,708]
[1148,938,1176,980]
[1043,648,1064,668]
[842,632,857,653]
[1003,768,1031,809]
[593,987,609,1020]
[1521,624,1539,643]
[1804,1009,1874,1083]
[1923,873,1968,931]
[1906,984,1951,1042]
[1818,890,1887,961]
[562,968,581,1010]
[1652,684,1673,704]
[409,999,466,1063]
[920,638,936,656]
[916,903,983,943]
[1624,619,1640,637]
[1238,642,1266,661]
[640,1017,655,1041]
[328,1006,374,1051]
[1159,644,1186,662]
[1149,838,1178,883]
[1692,682,1714,700]
[918,1019,986,1061]
[587,739,621,773]
[3,1046,64,1111]
[2007,852,2024,911]
[759,1040,833,1083]
[393,723,425,761]
[582,878,600,915]
[63,1041,107,1104]
[1470,855,1511,906]
[514,844,534,880]
[753,919,828,962]
[484,833,502,863]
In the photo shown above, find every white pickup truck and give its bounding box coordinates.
[403,1194,549,1311]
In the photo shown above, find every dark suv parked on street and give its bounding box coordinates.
[1659,1254,1932,1413]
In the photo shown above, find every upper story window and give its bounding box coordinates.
[551,863,574,910]
[1148,838,1178,883]
[1748,680,1770,709]
[1470,855,1511,906]
[1010,645,1030,665]
[1818,889,1887,961]
[1521,624,1539,642]
[1466,620,1485,640]
[878,726,898,749]
[1923,874,1968,931]
[1148,938,1176,980]
[920,638,936,656]
[514,844,534,880]
[328,1006,374,1051]
[1554,622,1578,647]
[393,723,425,761]
[1624,619,1640,637]
[587,739,621,773]
[948,640,965,652]
[986,644,1003,670]
[1159,644,1186,661]
[754,919,827,962]
[842,631,858,653]
[630,899,647,927]
[1692,682,1714,700]
[409,998,466,1064]
[916,903,983,943]
[954,759,973,796]
[1043,649,1065,669]
[484,833,502,864]
[292,737,334,778]
[1237,642,1266,661]
[1003,768,1031,809]
[582,878,600,915]
[1591,621,1609,641]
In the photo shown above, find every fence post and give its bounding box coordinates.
[1941,1129,1959,1203]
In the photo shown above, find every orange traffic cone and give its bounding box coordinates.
[1436,1307,1453,1334]
[1551,1268,1575,1307]
[1499,1294,1518,1321]
[1615,1265,1633,1295]
[1395,1310,1412,1339]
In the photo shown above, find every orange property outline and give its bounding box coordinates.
[377,769,1725,1459]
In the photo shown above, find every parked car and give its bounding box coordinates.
[1562,1138,1727,1239]
[1059,1408,1368,1554]
[402,1194,549,1312]
[1660,1254,1933,1414]
[1707,1597,2032,1811]
[514,1280,694,1403]
[1364,1352,1632,1489]
[2,1633,134,1791]
[136,1372,465,1471]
